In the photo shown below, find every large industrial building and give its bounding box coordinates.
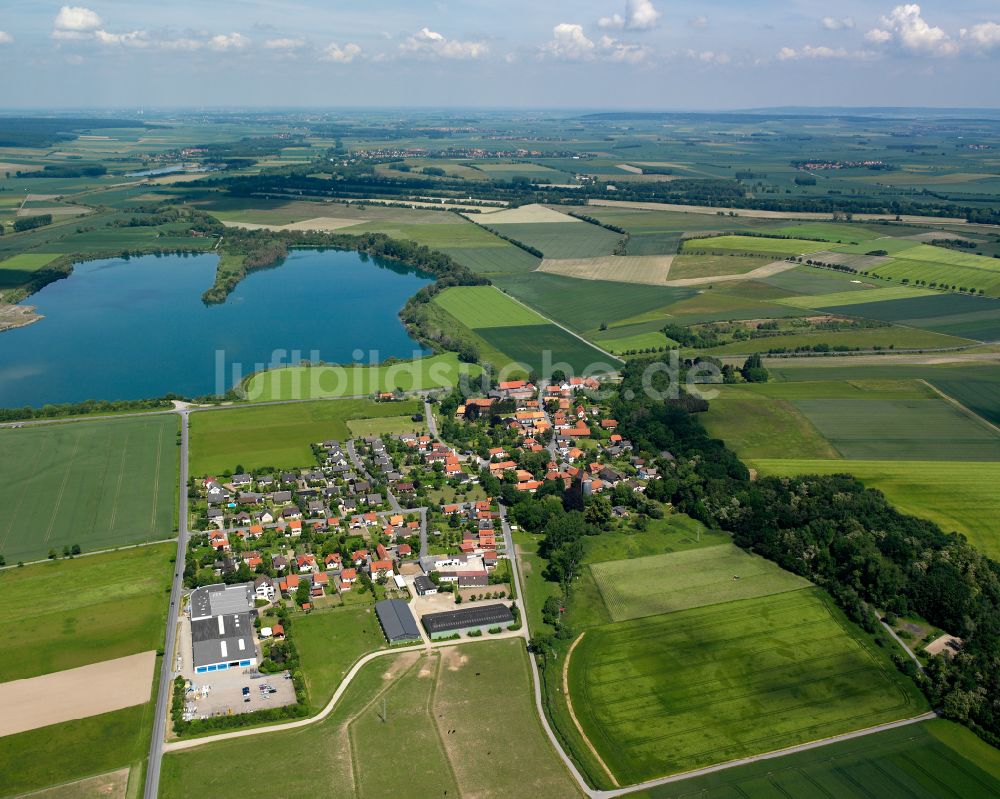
[374,599,422,644]
[421,603,514,639]
[189,583,257,674]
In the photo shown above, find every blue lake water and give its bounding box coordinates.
[0,249,432,407]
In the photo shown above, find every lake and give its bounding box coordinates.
[0,249,432,407]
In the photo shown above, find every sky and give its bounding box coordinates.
[2,1,1000,109]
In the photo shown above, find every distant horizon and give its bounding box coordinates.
[1,1,999,108]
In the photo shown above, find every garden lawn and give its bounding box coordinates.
[0,415,178,563]
[589,544,811,622]
[568,589,926,783]
[0,544,173,682]
[189,398,420,475]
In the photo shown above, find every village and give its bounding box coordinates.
[174,375,667,722]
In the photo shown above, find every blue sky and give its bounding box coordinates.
[2,1,1000,108]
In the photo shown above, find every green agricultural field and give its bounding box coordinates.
[777,285,936,309]
[160,641,580,799]
[0,703,155,799]
[0,252,61,289]
[820,292,1000,342]
[568,588,927,784]
[241,353,479,403]
[581,514,726,565]
[700,325,971,356]
[438,243,541,275]
[489,221,622,259]
[590,544,811,622]
[0,415,178,564]
[493,272,696,333]
[702,397,841,459]
[434,285,547,328]
[188,398,420,475]
[475,324,617,374]
[771,222,886,242]
[637,719,1000,799]
[433,286,616,373]
[867,257,1000,297]
[793,397,1000,460]
[625,231,682,256]
[762,264,877,295]
[750,459,1000,559]
[668,253,773,280]
[294,606,385,712]
[0,543,173,682]
[682,235,830,257]
[594,330,670,354]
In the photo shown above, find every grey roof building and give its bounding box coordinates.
[374,599,421,643]
[413,575,437,595]
[421,603,514,636]
[189,583,257,673]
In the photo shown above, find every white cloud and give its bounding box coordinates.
[866,5,959,56]
[264,38,305,50]
[822,16,855,31]
[158,38,203,51]
[54,5,102,33]
[598,35,651,63]
[688,16,709,29]
[400,27,488,59]
[961,21,1000,50]
[209,32,250,51]
[94,29,149,48]
[778,44,849,60]
[599,0,661,31]
[542,23,596,60]
[322,42,362,63]
[0,31,12,44]
[688,49,730,64]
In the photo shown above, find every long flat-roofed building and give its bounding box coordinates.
[421,603,514,639]
[189,583,258,674]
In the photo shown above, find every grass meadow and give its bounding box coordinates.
[568,588,927,783]
[589,544,811,622]
[0,415,178,563]
[0,703,155,799]
[241,352,478,403]
[0,543,173,682]
[160,641,579,799]
[636,719,1000,799]
[188,398,420,475]
[294,606,385,713]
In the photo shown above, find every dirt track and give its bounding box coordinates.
[0,651,155,737]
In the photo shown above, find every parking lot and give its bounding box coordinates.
[180,663,297,720]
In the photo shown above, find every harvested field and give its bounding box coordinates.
[222,217,365,233]
[470,203,579,224]
[0,651,155,737]
[537,255,674,285]
[17,768,130,799]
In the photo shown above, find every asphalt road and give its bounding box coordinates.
[143,410,190,799]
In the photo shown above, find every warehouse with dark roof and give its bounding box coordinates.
[421,603,514,639]
[375,599,421,643]
[189,583,257,674]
